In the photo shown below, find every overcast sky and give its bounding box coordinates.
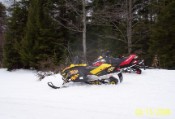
[0,0,9,3]
[0,0,14,7]
[0,0,9,5]
[0,0,5,3]
[0,0,93,7]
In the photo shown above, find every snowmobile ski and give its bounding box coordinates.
[47,82,62,89]
[48,82,68,89]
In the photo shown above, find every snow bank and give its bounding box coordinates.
[0,68,175,119]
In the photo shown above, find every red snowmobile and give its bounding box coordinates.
[93,54,144,74]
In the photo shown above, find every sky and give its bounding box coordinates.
[0,0,11,6]
[0,0,92,6]
[0,0,9,3]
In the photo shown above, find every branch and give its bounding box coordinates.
[97,34,127,43]
[64,0,81,16]
[51,15,83,32]
[111,22,127,43]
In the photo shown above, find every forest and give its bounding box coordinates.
[0,0,175,71]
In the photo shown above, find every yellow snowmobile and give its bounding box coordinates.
[48,62,123,89]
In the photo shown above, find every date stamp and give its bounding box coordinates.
[135,108,172,116]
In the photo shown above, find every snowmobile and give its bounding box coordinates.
[48,62,123,89]
[93,54,144,74]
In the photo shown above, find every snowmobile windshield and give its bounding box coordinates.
[72,56,81,64]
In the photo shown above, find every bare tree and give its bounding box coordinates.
[127,0,132,53]
[82,0,87,62]
[90,0,150,54]
[90,1,129,48]
[50,0,89,62]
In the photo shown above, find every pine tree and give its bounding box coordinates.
[149,0,175,68]
[21,0,66,69]
[3,0,29,70]
[0,2,6,67]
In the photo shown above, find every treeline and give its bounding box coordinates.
[0,2,6,67]
[0,0,175,70]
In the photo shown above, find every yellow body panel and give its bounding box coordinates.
[63,64,87,72]
[70,64,87,67]
[90,64,111,75]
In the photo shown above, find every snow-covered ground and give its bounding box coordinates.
[0,68,175,119]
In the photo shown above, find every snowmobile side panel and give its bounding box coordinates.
[120,54,136,66]
[90,64,111,75]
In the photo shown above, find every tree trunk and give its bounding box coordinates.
[127,0,132,54]
[0,30,3,67]
[82,0,87,62]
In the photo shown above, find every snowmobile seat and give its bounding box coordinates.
[106,57,126,67]
[85,66,97,71]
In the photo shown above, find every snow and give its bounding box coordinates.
[0,68,175,119]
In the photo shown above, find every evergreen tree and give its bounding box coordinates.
[21,0,66,69]
[3,0,29,70]
[149,0,175,68]
[0,2,6,67]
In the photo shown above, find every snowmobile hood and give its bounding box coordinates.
[62,64,87,72]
